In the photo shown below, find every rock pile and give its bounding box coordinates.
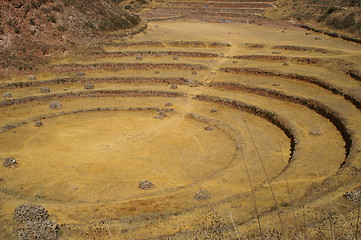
[170,84,178,89]
[139,180,154,189]
[204,126,213,131]
[84,84,95,90]
[344,190,361,202]
[76,72,86,76]
[35,121,44,127]
[39,87,51,93]
[194,189,210,200]
[3,157,17,167]
[3,92,12,98]
[309,130,322,136]
[49,102,62,109]
[28,75,37,80]
[14,204,58,240]
[15,204,49,223]
[154,111,168,120]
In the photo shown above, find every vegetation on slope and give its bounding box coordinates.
[269,0,361,39]
[0,0,142,72]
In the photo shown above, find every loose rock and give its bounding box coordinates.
[39,87,51,93]
[210,108,218,113]
[139,180,154,189]
[3,157,17,167]
[49,102,62,109]
[28,75,36,80]
[3,92,12,98]
[204,126,213,131]
[136,56,143,60]
[191,71,197,75]
[194,189,210,200]
[309,130,321,136]
[173,56,179,60]
[170,84,178,89]
[84,83,94,90]
[76,72,86,76]
[344,190,361,202]
[35,121,44,127]
[165,102,173,107]
[154,111,168,119]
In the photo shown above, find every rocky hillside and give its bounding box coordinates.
[269,0,361,39]
[0,0,142,71]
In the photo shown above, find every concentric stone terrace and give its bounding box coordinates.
[0,5,361,240]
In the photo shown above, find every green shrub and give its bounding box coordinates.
[326,14,356,29]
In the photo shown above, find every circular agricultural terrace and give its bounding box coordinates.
[1,1,361,239]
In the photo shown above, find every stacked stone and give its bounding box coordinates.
[14,204,58,240]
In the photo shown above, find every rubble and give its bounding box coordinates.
[84,83,95,90]
[39,87,51,93]
[76,72,86,76]
[35,121,44,127]
[194,189,210,200]
[344,190,361,202]
[28,75,36,80]
[154,111,168,119]
[49,102,62,109]
[3,157,17,167]
[309,130,322,136]
[3,92,12,98]
[139,180,154,189]
[204,126,213,131]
